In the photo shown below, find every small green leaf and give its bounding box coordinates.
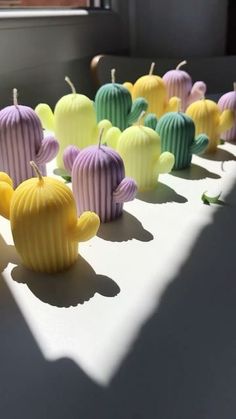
[53,168,71,183]
[201,191,223,205]
[61,175,71,183]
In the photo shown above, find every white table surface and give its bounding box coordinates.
[1,142,236,419]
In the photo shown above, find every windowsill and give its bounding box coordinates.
[0,9,90,18]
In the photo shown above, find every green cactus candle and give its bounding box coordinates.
[155,112,209,169]
[95,69,148,131]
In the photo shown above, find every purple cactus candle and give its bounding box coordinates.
[0,89,59,187]
[63,131,137,223]
[218,83,236,142]
[163,60,206,111]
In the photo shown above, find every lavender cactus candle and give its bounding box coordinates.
[63,130,137,223]
[0,89,59,187]
[162,60,206,111]
[218,83,236,142]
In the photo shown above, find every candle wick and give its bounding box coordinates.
[98,128,104,149]
[176,60,187,70]
[30,161,43,182]
[13,88,18,106]
[65,76,77,94]
[136,110,146,125]
[234,82,236,92]
[149,62,155,75]
[111,68,116,84]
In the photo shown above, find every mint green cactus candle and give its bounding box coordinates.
[154,112,209,170]
[95,69,148,131]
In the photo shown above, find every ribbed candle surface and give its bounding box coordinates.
[131,75,179,118]
[0,105,58,187]
[186,99,234,153]
[163,69,206,111]
[156,112,208,169]
[95,82,147,130]
[63,145,137,223]
[218,89,236,142]
[0,173,100,273]
[116,125,175,191]
[36,94,112,168]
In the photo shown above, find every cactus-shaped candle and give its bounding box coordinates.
[0,89,59,187]
[218,83,236,142]
[0,163,100,273]
[162,60,206,111]
[94,69,148,131]
[106,112,175,191]
[186,98,234,153]
[35,77,112,168]
[63,130,137,223]
[124,62,179,118]
[154,111,209,169]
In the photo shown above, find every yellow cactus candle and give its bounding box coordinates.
[35,77,112,168]
[186,98,234,153]
[0,163,100,273]
[124,62,179,118]
[106,112,175,191]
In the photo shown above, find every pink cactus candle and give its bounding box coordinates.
[63,131,137,223]
[218,83,236,142]
[0,89,59,187]
[163,60,206,111]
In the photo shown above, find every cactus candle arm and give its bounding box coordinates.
[63,145,80,174]
[0,178,14,219]
[123,82,134,95]
[113,177,137,203]
[68,211,100,242]
[97,119,113,141]
[127,97,148,125]
[144,113,158,130]
[190,133,209,155]
[105,127,122,149]
[35,103,55,132]
[167,97,181,113]
[156,151,175,174]
[35,135,59,166]
[219,109,234,133]
[188,81,207,105]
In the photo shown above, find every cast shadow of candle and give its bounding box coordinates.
[200,147,236,162]
[0,234,19,273]
[136,182,187,204]
[97,210,153,242]
[171,163,221,181]
[11,255,120,308]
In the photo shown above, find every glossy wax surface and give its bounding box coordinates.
[218,90,236,141]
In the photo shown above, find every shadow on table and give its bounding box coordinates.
[2,179,236,419]
[106,178,236,419]
[0,234,19,273]
[11,255,120,307]
[171,162,220,180]
[97,210,153,242]
[0,273,106,419]
[137,182,187,204]
[201,147,236,162]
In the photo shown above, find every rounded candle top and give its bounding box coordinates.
[0,88,44,150]
[218,82,236,109]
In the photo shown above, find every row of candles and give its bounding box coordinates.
[0,62,235,274]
